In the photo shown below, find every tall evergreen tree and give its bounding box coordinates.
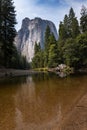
[44,25,51,49]
[48,35,58,67]
[80,5,87,33]
[34,42,41,55]
[44,25,51,66]
[59,8,80,40]
[64,14,70,38]
[69,7,80,38]
[58,7,80,68]
[69,7,75,20]
[59,21,66,40]
[32,42,44,68]
[0,0,17,67]
[0,0,1,41]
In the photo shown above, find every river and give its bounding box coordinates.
[0,73,87,130]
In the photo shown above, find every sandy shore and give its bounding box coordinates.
[58,92,87,130]
[39,92,87,130]
[48,92,87,130]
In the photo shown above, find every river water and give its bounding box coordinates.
[0,73,87,130]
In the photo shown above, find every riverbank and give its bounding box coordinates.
[0,67,87,78]
[0,69,45,78]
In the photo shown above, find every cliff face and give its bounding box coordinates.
[15,17,58,62]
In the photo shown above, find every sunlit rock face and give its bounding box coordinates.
[15,17,58,62]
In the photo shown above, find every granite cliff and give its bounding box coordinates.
[15,17,58,62]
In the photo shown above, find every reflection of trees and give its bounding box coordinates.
[0,76,28,130]
[0,86,16,130]
[0,76,27,86]
[1,74,87,129]
[32,72,50,81]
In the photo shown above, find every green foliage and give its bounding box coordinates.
[31,6,87,70]
[59,7,80,41]
[59,22,67,40]
[32,26,58,68]
[0,0,30,69]
[63,38,80,68]
[76,33,87,67]
[0,0,17,67]
[69,7,75,19]
[80,5,87,32]
[68,8,80,38]
[8,45,30,69]
[44,25,51,66]
[34,42,41,54]
[57,40,65,63]
[47,33,58,67]
[32,42,44,68]
[44,25,51,49]
[71,18,80,38]
[44,27,58,67]
[59,32,87,69]
[63,15,70,38]
[48,44,58,67]
[58,7,87,70]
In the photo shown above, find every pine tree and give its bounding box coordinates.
[59,8,80,40]
[64,14,70,38]
[71,18,80,38]
[59,21,66,40]
[34,42,41,55]
[80,5,87,33]
[0,0,1,41]
[32,42,44,68]
[44,25,51,67]
[59,15,69,40]
[69,7,80,38]
[0,0,17,67]
[48,37,58,67]
[58,8,80,68]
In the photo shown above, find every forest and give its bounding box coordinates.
[0,0,87,70]
[0,0,30,69]
[32,6,87,70]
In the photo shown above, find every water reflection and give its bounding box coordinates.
[0,84,16,130]
[0,74,87,130]
[14,75,61,129]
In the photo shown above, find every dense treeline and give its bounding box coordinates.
[0,0,30,69]
[58,6,87,69]
[32,26,58,68]
[0,1,87,70]
[32,6,87,70]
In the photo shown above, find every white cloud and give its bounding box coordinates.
[64,0,87,17]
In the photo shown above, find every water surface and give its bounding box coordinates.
[0,73,87,130]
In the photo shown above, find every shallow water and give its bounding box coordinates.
[0,73,87,130]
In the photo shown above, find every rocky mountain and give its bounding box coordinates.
[15,17,58,62]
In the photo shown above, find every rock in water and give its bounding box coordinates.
[15,17,58,62]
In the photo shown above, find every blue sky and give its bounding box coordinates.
[14,0,87,31]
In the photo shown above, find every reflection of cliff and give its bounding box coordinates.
[15,76,37,129]
[15,77,36,104]
[1,74,87,130]
[14,76,62,130]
